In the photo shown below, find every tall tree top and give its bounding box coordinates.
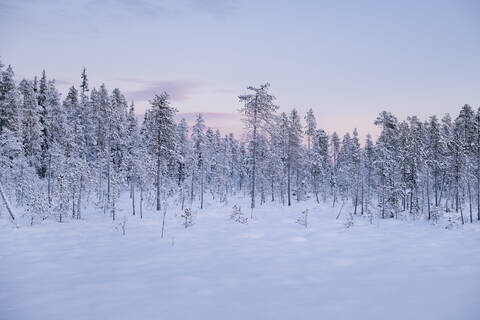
[80,67,89,94]
[239,83,278,132]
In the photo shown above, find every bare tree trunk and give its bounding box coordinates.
[354,186,358,215]
[251,122,257,210]
[287,155,291,206]
[468,180,473,223]
[382,184,385,219]
[161,206,166,238]
[296,169,300,202]
[427,168,431,220]
[112,196,115,221]
[77,176,83,219]
[140,187,143,219]
[181,186,185,210]
[460,192,465,225]
[280,181,285,206]
[455,169,459,213]
[0,180,15,221]
[333,186,336,207]
[47,155,52,207]
[365,183,369,216]
[72,188,76,219]
[190,174,194,203]
[361,174,364,215]
[156,154,161,211]
[200,165,204,209]
[107,131,112,208]
[132,182,135,216]
[477,121,480,220]
[271,176,275,202]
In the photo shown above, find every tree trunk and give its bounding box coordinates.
[156,154,161,211]
[360,175,364,215]
[77,176,83,219]
[132,182,135,216]
[47,155,52,207]
[0,180,15,221]
[460,192,465,225]
[200,165,204,209]
[190,174,194,203]
[287,155,291,206]
[296,169,300,202]
[251,123,257,210]
[72,188,76,219]
[426,168,431,220]
[112,196,115,221]
[161,207,166,238]
[478,132,480,220]
[468,180,473,223]
[271,176,275,202]
[140,187,143,219]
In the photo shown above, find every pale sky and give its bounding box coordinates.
[1,0,479,139]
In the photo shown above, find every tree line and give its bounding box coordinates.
[0,60,479,225]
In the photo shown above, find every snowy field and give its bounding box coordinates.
[1,195,480,320]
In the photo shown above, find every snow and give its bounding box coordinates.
[1,195,480,320]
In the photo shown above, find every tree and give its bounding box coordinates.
[330,132,340,207]
[191,114,206,208]
[175,117,190,209]
[18,79,42,171]
[374,111,399,219]
[239,83,278,210]
[304,108,316,151]
[311,129,330,203]
[145,92,177,211]
[125,102,141,216]
[286,108,303,205]
[351,128,361,214]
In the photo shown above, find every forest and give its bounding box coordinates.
[1,60,479,227]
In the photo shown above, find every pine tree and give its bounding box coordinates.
[239,83,278,210]
[304,108,316,151]
[146,92,177,211]
[175,118,190,209]
[287,108,303,205]
[191,114,206,208]
[18,79,42,171]
[330,132,340,207]
[374,111,399,219]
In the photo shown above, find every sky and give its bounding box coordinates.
[1,0,479,139]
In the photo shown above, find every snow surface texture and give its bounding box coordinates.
[1,195,480,320]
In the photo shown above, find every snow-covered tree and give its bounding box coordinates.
[239,83,278,210]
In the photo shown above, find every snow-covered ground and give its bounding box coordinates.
[1,195,480,320]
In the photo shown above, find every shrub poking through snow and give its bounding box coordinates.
[231,204,248,224]
[445,217,458,230]
[344,212,354,229]
[115,217,127,236]
[181,208,194,228]
[296,209,309,228]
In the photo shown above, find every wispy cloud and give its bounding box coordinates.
[123,79,203,102]
[189,0,237,18]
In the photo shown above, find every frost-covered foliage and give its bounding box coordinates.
[0,59,480,226]
[230,204,248,224]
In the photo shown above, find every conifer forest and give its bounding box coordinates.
[1,62,479,226]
